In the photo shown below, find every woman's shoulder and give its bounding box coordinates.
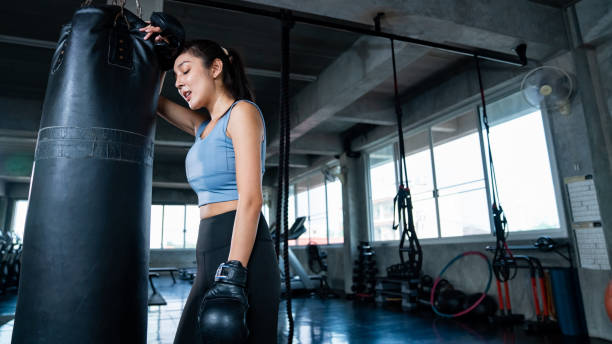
[226,100,265,136]
[231,99,262,116]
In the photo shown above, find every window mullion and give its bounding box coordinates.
[160,205,165,249]
[307,184,311,244]
[428,128,442,239]
[324,179,330,245]
[183,205,187,249]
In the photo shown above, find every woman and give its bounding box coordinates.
[141,25,280,344]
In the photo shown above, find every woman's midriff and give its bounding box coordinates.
[199,199,239,219]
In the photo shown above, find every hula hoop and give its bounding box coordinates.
[430,251,492,318]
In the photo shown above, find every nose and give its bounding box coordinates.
[174,74,183,90]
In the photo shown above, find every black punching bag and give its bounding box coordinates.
[12,6,160,344]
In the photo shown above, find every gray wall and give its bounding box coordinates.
[571,1,612,339]
[150,249,196,268]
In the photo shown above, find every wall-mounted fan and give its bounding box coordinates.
[322,165,344,184]
[521,66,574,115]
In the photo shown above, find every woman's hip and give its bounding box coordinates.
[196,210,272,253]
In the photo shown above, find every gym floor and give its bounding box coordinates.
[0,275,606,344]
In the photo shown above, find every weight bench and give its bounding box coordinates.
[148,273,166,306]
[149,267,179,284]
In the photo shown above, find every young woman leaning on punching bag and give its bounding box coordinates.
[140,20,280,344]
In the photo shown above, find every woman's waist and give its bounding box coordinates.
[199,200,238,219]
[197,208,271,251]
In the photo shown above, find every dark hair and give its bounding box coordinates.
[181,40,254,102]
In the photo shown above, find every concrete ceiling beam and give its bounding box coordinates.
[265,154,310,168]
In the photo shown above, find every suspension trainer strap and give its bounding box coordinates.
[475,56,514,282]
[390,39,422,274]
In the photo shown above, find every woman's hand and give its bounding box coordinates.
[139,22,170,44]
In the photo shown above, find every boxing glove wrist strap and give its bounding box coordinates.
[214,260,248,288]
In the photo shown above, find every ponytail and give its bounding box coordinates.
[223,47,254,101]
[181,40,254,101]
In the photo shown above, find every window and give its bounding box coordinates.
[150,204,199,249]
[288,170,344,245]
[295,182,310,246]
[10,200,28,240]
[367,91,561,241]
[262,202,270,224]
[150,205,163,249]
[369,145,398,241]
[484,92,560,231]
[432,112,490,237]
[326,179,344,244]
[403,130,438,239]
[185,205,199,248]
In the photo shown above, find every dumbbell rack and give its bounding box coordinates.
[374,277,421,311]
[351,242,378,300]
[374,261,421,311]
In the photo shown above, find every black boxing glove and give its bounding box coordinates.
[198,260,249,344]
[149,12,185,70]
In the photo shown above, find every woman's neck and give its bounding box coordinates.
[207,92,235,121]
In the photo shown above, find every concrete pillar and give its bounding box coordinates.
[0,181,5,231]
[0,198,7,233]
[3,200,14,232]
[542,5,612,339]
[340,152,370,294]
[265,186,279,227]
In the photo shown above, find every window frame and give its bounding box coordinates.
[150,203,198,251]
[287,167,344,247]
[365,84,568,245]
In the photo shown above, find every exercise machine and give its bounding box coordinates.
[270,217,322,294]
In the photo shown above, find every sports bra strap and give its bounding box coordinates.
[223,99,265,138]
[195,120,207,141]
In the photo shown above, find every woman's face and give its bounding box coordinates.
[173,51,216,110]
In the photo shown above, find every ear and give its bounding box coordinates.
[210,58,224,79]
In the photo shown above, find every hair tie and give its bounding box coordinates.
[221,46,230,57]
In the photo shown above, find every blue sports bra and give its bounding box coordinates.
[185,100,266,206]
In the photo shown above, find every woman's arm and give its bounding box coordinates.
[156,72,209,137]
[226,102,265,267]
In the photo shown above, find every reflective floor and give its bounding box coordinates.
[0,276,608,343]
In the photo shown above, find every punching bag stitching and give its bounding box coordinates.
[40,126,150,138]
[35,127,153,166]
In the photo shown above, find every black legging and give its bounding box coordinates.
[173,210,280,343]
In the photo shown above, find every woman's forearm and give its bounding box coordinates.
[227,196,263,267]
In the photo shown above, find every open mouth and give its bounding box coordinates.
[183,90,192,102]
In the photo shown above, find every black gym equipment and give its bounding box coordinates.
[474,57,526,326]
[271,217,327,294]
[353,242,377,301]
[147,273,167,306]
[0,232,22,294]
[12,5,164,343]
[381,24,422,312]
[275,10,295,343]
[307,243,337,298]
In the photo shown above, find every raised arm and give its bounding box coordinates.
[157,96,208,137]
[156,73,209,137]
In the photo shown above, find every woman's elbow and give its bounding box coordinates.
[240,194,263,210]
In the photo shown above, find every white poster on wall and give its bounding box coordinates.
[565,175,609,270]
